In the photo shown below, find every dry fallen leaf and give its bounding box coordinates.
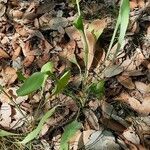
[23,55,35,67]
[83,108,99,130]
[104,64,124,78]
[0,103,11,128]
[84,129,121,150]
[115,92,150,115]
[10,108,27,129]
[2,67,17,85]
[135,81,150,94]
[0,47,9,58]
[86,31,96,71]
[15,25,29,37]
[121,48,145,72]
[130,0,138,10]
[117,74,135,90]
[12,45,21,60]
[123,127,140,145]
[65,26,81,40]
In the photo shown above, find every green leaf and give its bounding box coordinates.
[0,129,18,137]
[89,80,105,98]
[118,0,130,44]
[60,120,82,150]
[17,72,45,96]
[20,106,58,144]
[52,70,71,95]
[41,62,53,74]
[73,15,84,31]
[41,62,54,90]
[106,0,130,60]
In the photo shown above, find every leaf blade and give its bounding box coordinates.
[52,71,71,95]
[60,120,82,150]
[0,129,18,137]
[17,72,45,96]
[20,106,58,144]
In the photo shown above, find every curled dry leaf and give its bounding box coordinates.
[86,19,107,70]
[86,31,96,71]
[117,74,135,90]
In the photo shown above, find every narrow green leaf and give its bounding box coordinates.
[60,120,82,150]
[20,106,58,144]
[52,71,71,95]
[73,15,84,31]
[0,129,18,137]
[41,62,54,90]
[17,72,45,96]
[41,62,53,74]
[89,80,105,98]
[118,0,130,43]
[106,0,130,60]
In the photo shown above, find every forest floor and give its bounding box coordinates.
[0,0,150,149]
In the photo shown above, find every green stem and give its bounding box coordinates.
[76,0,81,16]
